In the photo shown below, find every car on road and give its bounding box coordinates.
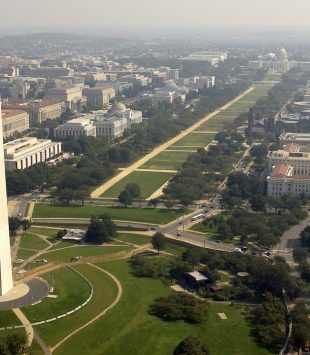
[215,240,220,243]
[15,259,24,264]
[234,247,243,253]
[177,232,182,237]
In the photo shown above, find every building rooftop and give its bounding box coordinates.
[270,164,292,178]
[186,271,208,282]
[3,98,63,108]
[283,143,300,153]
[2,109,27,118]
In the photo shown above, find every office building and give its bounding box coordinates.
[279,132,310,146]
[267,164,310,197]
[1,109,30,138]
[46,86,86,113]
[2,98,64,125]
[4,137,62,171]
[267,144,310,175]
[82,87,115,108]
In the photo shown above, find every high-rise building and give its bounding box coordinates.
[0,101,13,295]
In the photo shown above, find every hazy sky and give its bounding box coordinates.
[2,0,310,32]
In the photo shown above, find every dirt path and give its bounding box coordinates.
[12,308,34,346]
[51,264,123,352]
[91,87,254,198]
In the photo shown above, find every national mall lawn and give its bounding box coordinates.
[33,203,189,224]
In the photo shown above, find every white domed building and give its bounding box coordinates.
[92,102,142,140]
[106,102,143,128]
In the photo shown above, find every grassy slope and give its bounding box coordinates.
[37,245,132,262]
[54,260,271,355]
[22,267,90,322]
[34,264,118,347]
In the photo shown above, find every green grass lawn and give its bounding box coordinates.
[170,132,215,148]
[102,171,173,198]
[141,150,193,170]
[33,203,188,225]
[0,310,21,327]
[22,267,90,322]
[30,227,59,238]
[16,248,38,260]
[47,240,79,251]
[19,233,49,251]
[37,245,132,262]
[33,264,118,347]
[115,233,151,245]
[54,260,271,355]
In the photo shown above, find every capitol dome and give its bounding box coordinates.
[162,82,178,92]
[109,102,127,113]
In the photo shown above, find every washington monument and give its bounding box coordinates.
[0,101,13,296]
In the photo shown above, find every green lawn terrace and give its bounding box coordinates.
[32,203,189,225]
[140,150,194,170]
[169,132,216,149]
[101,170,174,199]
[196,85,273,132]
[53,260,272,355]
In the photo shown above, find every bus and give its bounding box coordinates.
[191,213,204,221]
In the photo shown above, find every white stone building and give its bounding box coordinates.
[267,144,310,175]
[267,164,310,197]
[4,137,62,171]
[54,117,96,139]
[92,102,142,139]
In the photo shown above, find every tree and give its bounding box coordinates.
[293,248,308,266]
[21,219,31,234]
[174,336,209,355]
[300,225,310,248]
[218,222,232,239]
[182,249,201,270]
[0,333,28,355]
[151,232,166,253]
[77,189,89,206]
[125,183,141,200]
[150,293,208,323]
[164,199,175,209]
[250,195,266,212]
[118,190,133,208]
[85,214,117,244]
[148,198,159,209]
[8,217,21,235]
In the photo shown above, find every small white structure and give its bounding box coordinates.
[62,229,86,242]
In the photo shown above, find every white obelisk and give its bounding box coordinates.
[0,101,13,295]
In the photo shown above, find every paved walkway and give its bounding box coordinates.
[135,168,178,173]
[26,202,35,219]
[146,180,171,200]
[90,87,254,198]
[51,263,123,352]
[12,308,34,346]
